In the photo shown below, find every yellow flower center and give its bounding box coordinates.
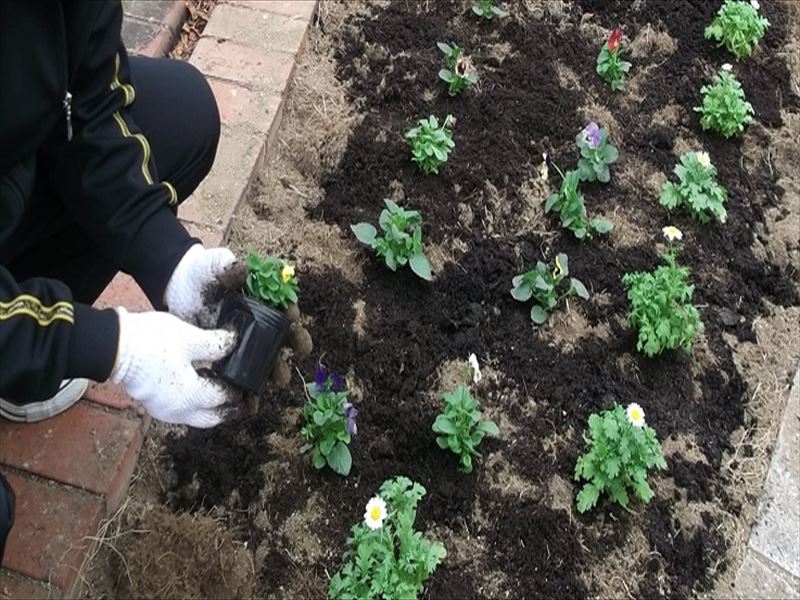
[370,507,382,521]
[630,408,642,422]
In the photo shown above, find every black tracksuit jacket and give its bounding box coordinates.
[0,1,196,402]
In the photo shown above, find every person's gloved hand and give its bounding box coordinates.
[111,307,241,428]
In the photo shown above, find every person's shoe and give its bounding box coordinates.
[0,379,89,423]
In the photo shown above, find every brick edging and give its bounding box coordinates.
[141,0,189,58]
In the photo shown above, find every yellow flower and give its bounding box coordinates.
[553,255,565,278]
[696,151,711,168]
[364,496,387,530]
[662,226,683,242]
[281,264,295,283]
[626,403,645,428]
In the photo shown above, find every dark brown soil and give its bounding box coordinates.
[162,1,799,598]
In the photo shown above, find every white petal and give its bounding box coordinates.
[721,63,733,72]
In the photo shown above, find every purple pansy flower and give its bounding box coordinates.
[342,402,358,436]
[581,122,601,149]
[314,366,328,392]
[315,366,344,393]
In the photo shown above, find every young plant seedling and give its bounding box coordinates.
[244,252,299,310]
[694,66,754,138]
[510,253,590,324]
[545,165,613,240]
[472,0,507,19]
[433,385,499,474]
[329,477,446,600]
[300,366,357,476]
[705,0,769,59]
[596,28,631,91]
[574,403,667,513]
[660,151,728,224]
[622,227,704,357]
[576,121,618,183]
[437,42,477,96]
[351,199,433,281]
[405,114,455,175]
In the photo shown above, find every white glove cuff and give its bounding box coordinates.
[111,307,136,385]
[164,243,206,316]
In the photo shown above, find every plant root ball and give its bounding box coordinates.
[289,323,313,357]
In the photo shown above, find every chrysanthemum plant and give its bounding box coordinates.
[660,152,728,224]
[694,66,754,138]
[622,229,704,357]
[705,0,769,59]
[300,366,357,476]
[511,253,590,324]
[244,252,299,310]
[438,42,477,96]
[405,114,455,175]
[596,28,631,91]
[574,403,667,513]
[351,200,433,281]
[472,0,507,20]
[576,122,618,183]
[329,477,446,600]
[546,167,613,240]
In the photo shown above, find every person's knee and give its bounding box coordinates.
[181,61,220,178]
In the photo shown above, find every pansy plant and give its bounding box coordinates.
[351,199,433,281]
[545,166,613,240]
[511,253,590,324]
[244,252,299,310]
[694,66,754,138]
[705,0,769,59]
[574,403,667,513]
[329,477,446,600]
[660,151,728,224]
[438,42,477,96]
[596,28,631,91]
[576,122,618,183]
[405,114,455,175]
[300,366,357,476]
[472,0,507,20]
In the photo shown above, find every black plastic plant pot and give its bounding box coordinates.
[213,291,290,395]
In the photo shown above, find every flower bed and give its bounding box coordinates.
[154,1,799,598]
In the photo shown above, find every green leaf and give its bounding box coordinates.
[591,218,613,234]
[436,436,449,449]
[570,278,590,300]
[351,223,377,245]
[327,442,352,476]
[409,253,433,281]
[577,483,600,513]
[530,305,549,324]
[437,42,451,54]
[320,436,335,456]
[312,451,326,469]
[476,420,500,436]
[511,284,532,302]
[432,415,457,435]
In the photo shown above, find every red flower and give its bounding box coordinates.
[608,28,623,52]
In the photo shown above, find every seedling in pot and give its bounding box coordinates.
[405,114,455,175]
[576,122,618,183]
[329,477,446,600]
[705,0,769,59]
[510,253,590,324]
[545,163,613,240]
[437,42,477,96]
[694,65,753,138]
[660,151,728,224]
[245,253,299,310]
[622,227,704,357]
[351,199,433,281]
[574,403,667,513]
[472,0,507,19]
[596,28,631,91]
[300,366,356,476]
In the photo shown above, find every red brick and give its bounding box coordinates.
[83,381,135,411]
[226,0,317,20]
[1,473,102,594]
[0,403,141,497]
[94,273,152,312]
[0,570,61,599]
[190,37,295,93]
[207,77,282,137]
[181,220,225,247]
[204,4,310,55]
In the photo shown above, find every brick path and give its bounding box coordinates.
[0,2,316,597]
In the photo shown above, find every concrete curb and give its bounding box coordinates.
[142,0,189,58]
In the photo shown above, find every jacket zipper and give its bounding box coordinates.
[63,91,73,141]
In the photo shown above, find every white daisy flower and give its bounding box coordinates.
[364,496,387,530]
[750,0,760,10]
[662,226,683,242]
[626,403,646,428]
[721,63,733,72]
[696,151,711,168]
[468,353,482,384]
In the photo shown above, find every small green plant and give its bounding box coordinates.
[545,165,613,240]
[596,28,631,91]
[437,42,477,96]
[622,229,704,357]
[433,384,499,474]
[300,366,357,476]
[351,200,433,281]
[329,477,446,600]
[574,403,667,513]
[694,66,754,138]
[405,114,455,175]
[660,151,728,224]
[244,253,298,310]
[705,0,769,59]
[576,121,618,183]
[510,253,590,324]
[472,0,507,19]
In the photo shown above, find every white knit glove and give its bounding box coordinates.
[165,244,245,327]
[111,307,239,428]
